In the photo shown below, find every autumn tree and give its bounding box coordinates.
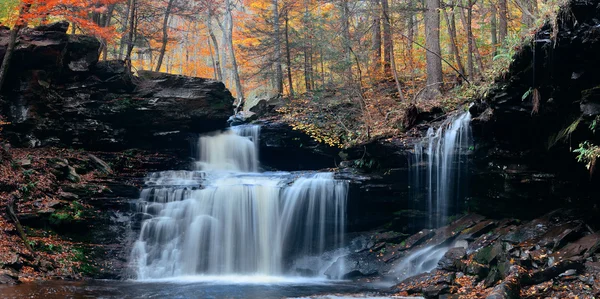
[424,0,443,98]
[0,0,121,91]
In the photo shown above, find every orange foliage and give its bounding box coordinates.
[13,0,122,40]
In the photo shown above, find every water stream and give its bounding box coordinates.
[130,125,348,280]
[394,112,472,280]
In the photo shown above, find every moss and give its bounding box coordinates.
[72,247,99,276]
[49,211,74,226]
[474,245,494,264]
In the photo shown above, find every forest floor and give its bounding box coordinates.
[0,146,180,284]
[276,76,483,149]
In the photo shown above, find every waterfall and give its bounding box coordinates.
[130,125,347,280]
[411,112,472,228]
[395,112,472,281]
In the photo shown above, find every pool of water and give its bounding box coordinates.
[0,277,391,299]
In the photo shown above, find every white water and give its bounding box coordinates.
[411,112,472,228]
[395,112,472,281]
[130,125,348,281]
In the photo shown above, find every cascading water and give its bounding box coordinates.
[130,125,347,280]
[394,112,472,280]
[411,112,472,228]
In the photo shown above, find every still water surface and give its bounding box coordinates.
[0,276,386,299]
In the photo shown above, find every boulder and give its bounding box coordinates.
[0,23,234,151]
[438,247,466,271]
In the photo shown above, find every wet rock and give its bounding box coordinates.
[524,259,585,285]
[325,252,383,279]
[423,284,451,298]
[58,191,79,201]
[88,154,112,174]
[466,261,490,280]
[581,86,600,117]
[228,111,258,126]
[553,232,600,260]
[0,269,19,285]
[399,229,436,251]
[394,270,454,297]
[66,166,81,183]
[438,247,466,271]
[484,266,503,288]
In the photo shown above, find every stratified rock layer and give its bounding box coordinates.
[0,22,234,151]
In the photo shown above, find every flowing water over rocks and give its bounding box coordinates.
[393,112,472,280]
[130,125,349,280]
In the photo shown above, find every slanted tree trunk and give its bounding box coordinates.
[381,0,392,77]
[224,0,244,106]
[284,12,294,96]
[443,3,466,77]
[206,15,223,82]
[155,0,175,72]
[273,0,283,94]
[208,37,218,80]
[519,0,536,29]
[424,0,443,97]
[0,3,30,92]
[7,196,34,253]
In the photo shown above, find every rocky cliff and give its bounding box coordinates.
[0,22,234,151]
[468,0,600,218]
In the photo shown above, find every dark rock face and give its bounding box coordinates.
[468,0,600,219]
[0,24,234,151]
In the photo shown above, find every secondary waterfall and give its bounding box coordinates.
[395,112,472,280]
[411,112,472,228]
[130,125,347,280]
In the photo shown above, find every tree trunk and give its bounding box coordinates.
[208,37,218,80]
[519,0,536,29]
[225,0,244,106]
[490,1,498,56]
[466,2,474,79]
[406,0,416,73]
[460,3,485,78]
[424,0,443,97]
[207,16,223,82]
[118,2,131,60]
[284,13,294,96]
[155,0,175,72]
[341,0,353,84]
[389,42,405,101]
[381,0,392,77]
[0,26,21,92]
[273,0,283,94]
[7,196,34,253]
[303,1,312,91]
[443,4,465,77]
[101,5,115,61]
[371,0,382,76]
[0,3,30,92]
[498,0,508,44]
[124,0,137,70]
